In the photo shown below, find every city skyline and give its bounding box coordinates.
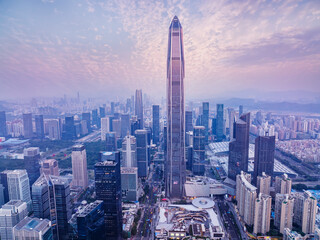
[0,0,319,101]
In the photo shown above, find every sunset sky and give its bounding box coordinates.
[0,0,319,101]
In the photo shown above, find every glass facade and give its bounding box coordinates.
[152,105,160,144]
[166,16,186,199]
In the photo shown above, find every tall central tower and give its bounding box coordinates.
[166,16,186,199]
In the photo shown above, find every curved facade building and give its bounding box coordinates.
[166,16,186,199]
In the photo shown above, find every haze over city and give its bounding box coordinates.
[1,0,320,101]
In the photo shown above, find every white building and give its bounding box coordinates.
[71,145,88,189]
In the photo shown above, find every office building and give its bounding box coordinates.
[253,193,272,235]
[106,132,117,151]
[185,111,193,133]
[275,174,292,194]
[202,102,209,144]
[0,200,28,240]
[101,117,109,141]
[0,111,7,137]
[23,113,33,138]
[239,105,243,116]
[24,147,41,186]
[135,130,148,178]
[293,191,317,234]
[122,135,137,167]
[95,152,122,239]
[0,171,9,204]
[35,115,44,139]
[228,113,250,181]
[135,89,143,129]
[121,167,138,202]
[92,109,99,128]
[228,108,235,140]
[71,145,88,189]
[47,119,61,140]
[63,116,76,140]
[41,159,59,176]
[13,217,52,240]
[152,105,160,144]
[166,16,186,199]
[7,170,32,211]
[275,194,294,234]
[100,106,106,118]
[32,174,71,240]
[112,119,121,139]
[236,171,257,226]
[216,104,224,141]
[256,172,271,195]
[253,135,275,183]
[121,114,130,138]
[70,200,105,240]
[82,112,91,133]
[193,126,205,176]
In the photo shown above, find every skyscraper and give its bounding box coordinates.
[0,200,28,240]
[92,109,100,128]
[121,167,138,202]
[202,102,209,144]
[216,104,224,141]
[23,113,33,138]
[63,116,76,140]
[99,106,106,118]
[193,126,205,176]
[82,112,91,133]
[13,217,52,240]
[106,132,117,151]
[95,152,122,239]
[41,159,59,176]
[135,89,143,129]
[47,119,61,140]
[253,135,275,184]
[253,193,272,235]
[256,172,271,195]
[239,105,243,116]
[275,194,294,234]
[228,113,250,181]
[23,147,41,186]
[71,145,88,189]
[135,129,148,178]
[101,117,110,141]
[185,111,193,133]
[275,174,292,194]
[228,108,235,140]
[166,16,186,199]
[7,170,32,211]
[121,114,130,138]
[0,111,7,137]
[152,105,160,144]
[35,115,44,139]
[122,135,137,168]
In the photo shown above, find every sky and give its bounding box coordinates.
[0,0,319,101]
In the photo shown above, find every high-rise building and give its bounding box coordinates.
[0,200,28,240]
[7,170,32,211]
[216,104,224,141]
[193,126,205,176]
[185,111,193,133]
[152,105,160,144]
[228,113,250,181]
[293,191,317,234]
[253,135,275,184]
[101,117,110,141]
[228,108,235,140]
[275,194,294,234]
[32,174,71,240]
[13,217,52,240]
[99,106,106,118]
[71,145,88,189]
[41,159,59,176]
[23,147,41,186]
[106,132,117,151]
[122,135,137,167]
[202,102,209,144]
[135,129,148,178]
[63,116,76,140]
[256,172,271,195]
[0,171,9,204]
[82,113,91,133]
[239,105,243,116]
[95,152,122,239]
[275,174,292,194]
[70,200,105,240]
[253,193,272,235]
[112,119,121,139]
[23,113,33,138]
[0,111,7,137]
[92,109,99,128]
[236,171,257,226]
[35,115,44,139]
[166,16,186,199]
[121,167,138,202]
[121,114,130,138]
[47,119,61,140]
[135,89,143,129]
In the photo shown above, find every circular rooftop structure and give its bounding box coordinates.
[192,197,215,209]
